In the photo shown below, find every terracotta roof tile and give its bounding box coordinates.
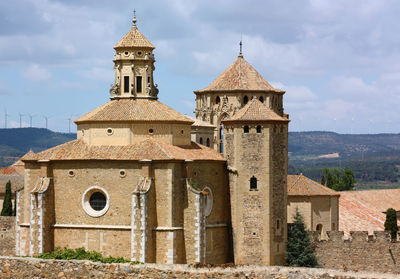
[222,98,289,122]
[339,189,400,236]
[75,99,194,124]
[195,56,283,93]
[287,174,340,196]
[114,27,155,49]
[186,116,216,128]
[22,139,225,162]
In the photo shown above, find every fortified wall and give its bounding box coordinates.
[311,231,400,274]
[0,256,398,279]
[0,217,15,256]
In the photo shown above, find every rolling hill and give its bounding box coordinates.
[1,128,399,189]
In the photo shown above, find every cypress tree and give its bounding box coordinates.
[13,192,16,216]
[384,208,398,240]
[1,181,13,216]
[286,208,318,267]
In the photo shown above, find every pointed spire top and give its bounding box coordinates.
[132,9,137,29]
[238,38,243,58]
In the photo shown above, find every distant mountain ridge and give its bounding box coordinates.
[1,128,400,189]
[0,128,75,167]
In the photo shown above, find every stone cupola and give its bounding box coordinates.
[110,12,158,99]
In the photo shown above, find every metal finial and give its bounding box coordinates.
[132,9,137,28]
[239,39,243,57]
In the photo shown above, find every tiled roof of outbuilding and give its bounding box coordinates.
[287,174,339,196]
[0,159,25,192]
[21,139,225,162]
[114,26,155,49]
[339,189,400,235]
[195,56,283,93]
[222,98,289,122]
[75,99,194,124]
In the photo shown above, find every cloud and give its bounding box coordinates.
[22,64,52,82]
[80,67,113,83]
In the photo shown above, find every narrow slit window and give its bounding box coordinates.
[244,125,249,133]
[136,76,142,93]
[250,176,257,190]
[256,125,261,133]
[219,124,224,153]
[243,95,249,104]
[124,76,129,93]
[200,137,203,145]
[259,96,264,103]
[206,138,210,147]
[216,96,220,104]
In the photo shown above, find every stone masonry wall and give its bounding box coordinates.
[0,217,15,256]
[0,256,399,279]
[312,231,400,274]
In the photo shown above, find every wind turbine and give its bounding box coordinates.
[4,109,10,128]
[42,115,53,130]
[19,113,25,128]
[28,114,36,128]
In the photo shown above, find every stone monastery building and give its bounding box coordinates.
[16,15,291,266]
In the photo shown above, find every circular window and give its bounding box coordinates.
[106,128,113,135]
[119,169,126,178]
[149,128,154,134]
[124,51,129,56]
[82,186,110,217]
[68,170,75,177]
[137,51,142,56]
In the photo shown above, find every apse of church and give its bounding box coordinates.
[15,14,289,267]
[16,15,232,264]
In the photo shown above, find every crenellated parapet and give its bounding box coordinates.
[311,230,398,243]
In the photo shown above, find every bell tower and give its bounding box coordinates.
[110,11,158,99]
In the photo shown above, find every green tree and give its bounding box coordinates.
[384,208,398,240]
[1,181,13,216]
[321,168,356,191]
[286,208,318,267]
[340,169,356,191]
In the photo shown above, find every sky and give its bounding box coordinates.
[1,0,400,134]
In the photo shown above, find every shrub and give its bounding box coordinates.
[1,181,13,216]
[37,247,141,264]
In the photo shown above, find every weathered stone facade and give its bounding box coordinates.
[0,217,15,256]
[0,256,399,279]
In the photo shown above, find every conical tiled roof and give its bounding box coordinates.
[222,98,289,123]
[195,56,283,93]
[75,99,194,124]
[114,26,155,49]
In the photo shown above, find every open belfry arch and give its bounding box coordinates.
[16,14,289,266]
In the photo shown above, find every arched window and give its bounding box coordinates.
[259,96,264,103]
[199,137,203,145]
[243,95,249,105]
[216,96,220,104]
[256,125,261,133]
[219,123,224,153]
[244,125,249,133]
[250,176,257,190]
[206,138,210,147]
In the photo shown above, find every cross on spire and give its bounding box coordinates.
[239,39,243,58]
[132,9,137,28]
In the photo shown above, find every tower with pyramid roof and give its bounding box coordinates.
[194,47,290,265]
[194,47,286,152]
